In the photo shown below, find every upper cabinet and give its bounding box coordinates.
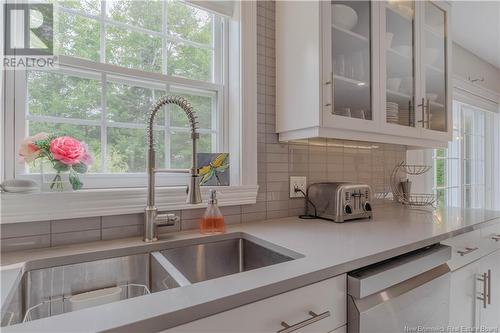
[276,0,452,148]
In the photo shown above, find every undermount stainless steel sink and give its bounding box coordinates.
[1,233,301,328]
[160,237,296,283]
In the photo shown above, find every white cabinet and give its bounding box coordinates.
[448,259,480,327]
[162,275,346,333]
[477,250,500,327]
[448,249,500,328]
[276,1,452,148]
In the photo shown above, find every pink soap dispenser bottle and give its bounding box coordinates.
[200,190,225,234]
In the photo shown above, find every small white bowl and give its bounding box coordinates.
[426,48,440,65]
[426,93,438,102]
[0,179,39,193]
[387,78,402,91]
[332,4,358,31]
[386,32,394,49]
[393,45,412,58]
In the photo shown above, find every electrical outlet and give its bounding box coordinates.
[290,176,307,198]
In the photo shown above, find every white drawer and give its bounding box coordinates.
[479,220,500,254]
[164,274,347,333]
[442,230,482,270]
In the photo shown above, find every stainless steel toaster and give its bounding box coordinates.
[306,182,373,222]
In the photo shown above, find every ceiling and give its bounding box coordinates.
[451,1,500,68]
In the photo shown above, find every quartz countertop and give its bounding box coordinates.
[1,204,500,332]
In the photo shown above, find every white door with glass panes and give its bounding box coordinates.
[380,0,421,139]
[419,0,452,142]
[321,0,381,132]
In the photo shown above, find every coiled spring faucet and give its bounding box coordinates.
[144,96,202,242]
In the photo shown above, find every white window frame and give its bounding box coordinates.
[432,101,488,208]
[1,1,258,223]
[13,0,227,188]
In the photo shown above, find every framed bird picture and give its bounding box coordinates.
[197,153,230,186]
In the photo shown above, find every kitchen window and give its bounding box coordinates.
[1,1,258,223]
[433,101,497,208]
[11,0,227,188]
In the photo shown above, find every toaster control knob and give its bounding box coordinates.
[344,204,352,215]
[364,202,372,212]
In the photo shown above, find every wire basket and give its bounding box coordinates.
[23,283,150,323]
[390,162,436,207]
[398,164,432,175]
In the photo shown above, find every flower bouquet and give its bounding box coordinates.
[19,133,93,191]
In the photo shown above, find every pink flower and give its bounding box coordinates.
[80,143,93,166]
[50,136,85,165]
[19,132,49,163]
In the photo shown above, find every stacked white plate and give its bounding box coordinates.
[386,102,399,124]
[399,108,411,126]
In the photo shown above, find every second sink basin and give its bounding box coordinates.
[161,236,296,283]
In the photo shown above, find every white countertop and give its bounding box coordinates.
[2,204,500,332]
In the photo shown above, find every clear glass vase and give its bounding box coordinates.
[40,164,71,192]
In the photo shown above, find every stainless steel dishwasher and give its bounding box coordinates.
[347,244,452,333]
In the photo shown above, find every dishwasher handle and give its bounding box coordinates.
[277,310,331,333]
[348,244,451,299]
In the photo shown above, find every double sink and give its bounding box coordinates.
[1,233,301,327]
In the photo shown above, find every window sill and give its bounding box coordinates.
[0,185,258,224]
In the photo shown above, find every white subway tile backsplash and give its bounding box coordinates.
[51,230,100,247]
[101,214,142,228]
[102,225,143,240]
[1,234,50,252]
[242,212,267,223]
[1,221,50,239]
[51,217,100,234]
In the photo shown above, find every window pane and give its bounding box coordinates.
[106,25,162,73]
[28,71,101,120]
[55,12,100,61]
[171,131,211,169]
[107,81,165,124]
[435,158,445,187]
[55,0,101,15]
[170,91,214,129]
[106,0,162,32]
[167,1,213,45]
[28,121,102,172]
[107,128,165,172]
[167,42,212,81]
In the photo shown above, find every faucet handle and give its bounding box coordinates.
[156,213,179,227]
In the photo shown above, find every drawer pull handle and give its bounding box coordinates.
[487,269,492,305]
[277,310,331,333]
[457,247,478,256]
[491,235,500,242]
[477,271,490,309]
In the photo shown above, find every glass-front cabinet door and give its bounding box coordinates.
[381,0,420,137]
[322,1,378,130]
[420,1,451,138]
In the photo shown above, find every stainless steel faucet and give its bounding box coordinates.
[144,96,202,242]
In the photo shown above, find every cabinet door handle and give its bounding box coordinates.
[477,272,488,309]
[277,310,331,333]
[491,234,500,242]
[417,98,428,128]
[426,98,431,129]
[457,247,478,256]
[487,269,491,305]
